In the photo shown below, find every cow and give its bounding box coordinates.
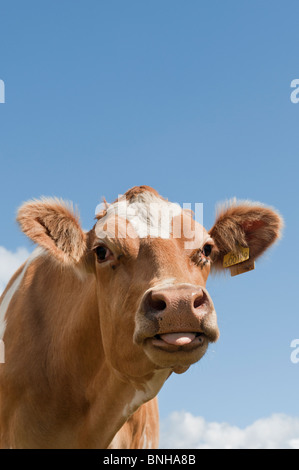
[0,185,283,448]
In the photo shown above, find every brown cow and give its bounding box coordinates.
[0,186,282,448]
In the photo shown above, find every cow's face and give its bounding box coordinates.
[17,186,283,380]
[89,191,219,376]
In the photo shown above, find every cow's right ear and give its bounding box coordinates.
[17,198,86,265]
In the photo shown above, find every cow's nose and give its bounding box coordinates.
[141,283,219,341]
[141,284,219,342]
[135,283,219,346]
[145,286,208,317]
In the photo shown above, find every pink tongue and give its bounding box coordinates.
[160,333,196,346]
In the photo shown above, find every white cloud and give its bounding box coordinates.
[0,246,31,295]
[159,411,299,449]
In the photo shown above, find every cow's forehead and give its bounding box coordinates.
[94,191,208,249]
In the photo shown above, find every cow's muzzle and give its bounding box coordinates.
[134,283,219,368]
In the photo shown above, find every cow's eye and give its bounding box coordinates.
[95,245,113,263]
[202,244,212,257]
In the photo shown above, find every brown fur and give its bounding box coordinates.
[123,185,160,201]
[108,398,159,448]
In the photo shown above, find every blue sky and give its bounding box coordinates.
[0,1,299,448]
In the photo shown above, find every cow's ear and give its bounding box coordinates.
[17,198,86,264]
[209,199,283,271]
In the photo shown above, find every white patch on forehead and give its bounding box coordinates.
[0,247,45,340]
[95,192,182,240]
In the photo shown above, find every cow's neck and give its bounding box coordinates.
[20,256,169,448]
[82,363,169,448]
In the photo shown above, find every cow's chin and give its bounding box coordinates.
[142,335,209,373]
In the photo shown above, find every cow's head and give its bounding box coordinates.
[17,186,283,379]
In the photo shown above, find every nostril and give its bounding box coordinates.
[193,292,206,309]
[147,292,167,312]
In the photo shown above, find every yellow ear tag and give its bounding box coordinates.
[223,246,255,276]
[223,246,249,268]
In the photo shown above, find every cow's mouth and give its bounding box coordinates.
[148,332,206,352]
[140,330,211,371]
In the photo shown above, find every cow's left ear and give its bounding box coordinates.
[17,198,86,264]
[209,200,284,271]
